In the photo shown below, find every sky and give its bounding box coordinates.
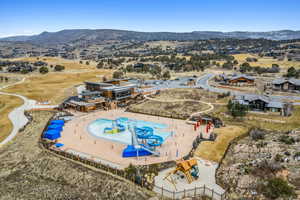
[0,0,300,37]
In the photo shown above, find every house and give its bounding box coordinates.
[218,74,255,86]
[271,78,300,92]
[233,94,293,116]
[227,74,255,85]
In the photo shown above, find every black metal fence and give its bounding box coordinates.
[153,184,227,200]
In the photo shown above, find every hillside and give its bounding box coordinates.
[1,29,300,45]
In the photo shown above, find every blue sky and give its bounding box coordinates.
[0,0,300,37]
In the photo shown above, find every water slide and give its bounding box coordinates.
[122,125,161,157]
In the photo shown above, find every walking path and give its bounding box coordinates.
[0,78,57,147]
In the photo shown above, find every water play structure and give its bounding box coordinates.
[104,120,126,134]
[122,125,163,157]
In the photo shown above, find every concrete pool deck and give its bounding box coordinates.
[58,109,198,167]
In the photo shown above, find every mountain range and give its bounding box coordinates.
[1,29,300,45]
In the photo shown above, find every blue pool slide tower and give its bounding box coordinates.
[122,126,162,158]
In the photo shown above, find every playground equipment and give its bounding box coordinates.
[122,125,161,157]
[164,159,199,188]
[104,120,126,134]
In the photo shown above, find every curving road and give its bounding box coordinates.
[0,78,57,147]
[196,73,300,105]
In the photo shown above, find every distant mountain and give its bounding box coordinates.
[1,29,300,45]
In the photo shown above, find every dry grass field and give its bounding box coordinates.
[0,95,23,142]
[10,56,98,71]
[195,125,249,162]
[128,100,210,119]
[245,106,300,131]
[3,70,111,104]
[233,53,300,69]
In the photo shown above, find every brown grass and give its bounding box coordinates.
[233,53,300,69]
[0,95,23,142]
[195,125,249,162]
[3,70,111,104]
[9,56,98,71]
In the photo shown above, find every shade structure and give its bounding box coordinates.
[47,124,63,131]
[50,120,65,125]
[43,129,61,140]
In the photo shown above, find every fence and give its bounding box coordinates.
[153,185,227,200]
[40,114,228,200]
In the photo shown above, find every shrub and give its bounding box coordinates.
[263,178,296,199]
[113,71,124,79]
[54,65,65,71]
[39,66,49,74]
[249,129,265,140]
[279,135,295,145]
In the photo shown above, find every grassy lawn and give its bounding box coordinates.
[0,95,23,142]
[233,53,300,69]
[3,70,111,104]
[195,125,249,162]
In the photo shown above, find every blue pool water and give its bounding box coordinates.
[87,117,172,145]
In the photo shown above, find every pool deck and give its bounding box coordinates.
[58,109,199,167]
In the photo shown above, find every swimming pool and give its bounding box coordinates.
[87,117,172,145]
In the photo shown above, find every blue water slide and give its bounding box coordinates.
[122,145,152,157]
[147,135,163,146]
[117,124,126,132]
[135,126,153,139]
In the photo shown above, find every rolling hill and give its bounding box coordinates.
[1,29,300,45]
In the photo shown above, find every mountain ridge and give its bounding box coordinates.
[1,29,300,44]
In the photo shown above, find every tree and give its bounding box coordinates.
[227,100,248,118]
[79,61,83,64]
[86,61,90,65]
[113,70,124,79]
[54,65,65,71]
[39,66,49,74]
[286,67,299,78]
[162,70,171,80]
[263,178,296,199]
[96,62,104,69]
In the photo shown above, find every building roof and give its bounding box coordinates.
[272,78,300,86]
[266,101,284,109]
[229,74,255,81]
[233,94,284,109]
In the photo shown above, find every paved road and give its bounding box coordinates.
[196,73,300,105]
[0,78,57,147]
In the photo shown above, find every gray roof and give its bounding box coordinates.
[272,78,300,86]
[234,94,284,109]
[266,101,284,109]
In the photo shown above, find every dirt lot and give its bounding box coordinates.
[0,95,23,142]
[195,125,249,162]
[128,100,210,119]
[0,111,153,200]
[154,88,220,103]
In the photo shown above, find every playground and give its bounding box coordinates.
[55,109,204,167]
